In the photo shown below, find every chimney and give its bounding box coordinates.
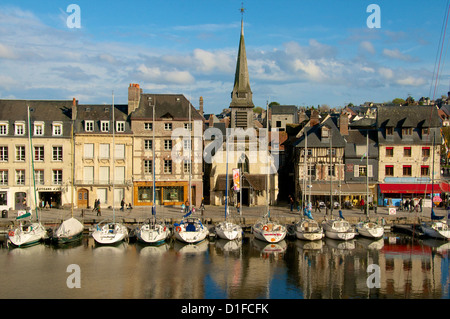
[339,111,349,136]
[310,110,320,126]
[199,96,204,116]
[72,98,77,120]
[128,83,142,115]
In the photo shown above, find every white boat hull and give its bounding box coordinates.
[215,221,242,241]
[294,219,324,241]
[356,222,384,239]
[174,218,209,244]
[92,223,128,245]
[422,222,450,240]
[53,217,84,244]
[7,222,47,247]
[252,221,287,243]
[322,219,357,241]
[136,224,170,244]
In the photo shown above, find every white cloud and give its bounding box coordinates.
[378,67,394,79]
[359,41,375,55]
[382,48,415,61]
[395,76,426,86]
[136,64,195,84]
[0,43,16,59]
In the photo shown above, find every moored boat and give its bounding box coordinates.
[173,216,209,244]
[294,218,324,241]
[322,218,357,241]
[52,217,84,244]
[215,220,242,241]
[252,217,287,243]
[421,221,450,240]
[355,220,384,239]
[135,217,170,245]
[7,219,47,248]
[92,221,129,245]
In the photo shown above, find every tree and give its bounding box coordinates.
[392,98,406,105]
[269,101,280,107]
[253,106,263,114]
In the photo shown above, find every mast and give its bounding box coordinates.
[27,106,38,221]
[329,132,333,216]
[112,91,115,223]
[153,97,156,216]
[225,127,229,219]
[189,99,192,211]
[71,119,74,218]
[366,129,369,218]
[266,100,270,218]
[432,131,435,214]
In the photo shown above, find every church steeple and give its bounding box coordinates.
[230,4,254,128]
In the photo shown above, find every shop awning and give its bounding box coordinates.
[300,183,375,196]
[440,182,450,193]
[214,174,266,191]
[379,184,443,194]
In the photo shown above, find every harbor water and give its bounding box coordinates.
[0,232,448,300]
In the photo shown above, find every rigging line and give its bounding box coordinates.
[429,0,450,98]
[432,2,450,101]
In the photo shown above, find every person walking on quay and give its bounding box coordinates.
[419,197,423,212]
[314,199,321,213]
[360,198,365,212]
[289,195,294,212]
[185,200,190,214]
[120,198,125,211]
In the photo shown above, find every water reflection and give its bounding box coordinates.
[0,233,448,299]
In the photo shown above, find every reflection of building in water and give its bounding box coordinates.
[378,242,444,298]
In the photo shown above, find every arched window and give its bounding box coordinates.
[238,154,249,173]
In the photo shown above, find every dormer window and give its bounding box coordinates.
[0,122,8,136]
[422,127,430,136]
[116,121,125,132]
[34,122,44,136]
[15,122,25,136]
[322,127,330,138]
[402,128,412,136]
[386,127,394,135]
[85,120,94,132]
[52,122,63,136]
[101,121,110,132]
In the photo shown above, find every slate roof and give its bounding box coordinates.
[271,105,298,115]
[0,99,73,137]
[131,94,204,122]
[293,116,346,148]
[74,104,131,134]
[377,105,440,128]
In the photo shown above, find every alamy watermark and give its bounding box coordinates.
[66,264,81,288]
[366,264,381,288]
[66,4,81,29]
[366,4,381,29]
[171,121,280,175]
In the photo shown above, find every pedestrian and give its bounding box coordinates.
[92,199,98,212]
[404,199,409,211]
[314,199,321,213]
[120,198,125,211]
[360,198,365,212]
[185,200,190,214]
[127,203,133,210]
[289,195,294,212]
[237,202,240,214]
[96,202,101,216]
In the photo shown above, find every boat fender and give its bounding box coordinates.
[8,230,14,237]
[263,226,269,231]
[176,226,181,232]
[163,226,167,232]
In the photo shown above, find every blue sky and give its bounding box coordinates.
[0,0,449,114]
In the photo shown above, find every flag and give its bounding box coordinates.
[360,152,367,161]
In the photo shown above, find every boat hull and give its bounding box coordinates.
[52,231,83,244]
[356,222,384,239]
[215,221,242,241]
[421,222,450,240]
[136,225,170,245]
[324,230,357,241]
[252,224,287,243]
[294,219,324,241]
[322,219,357,241]
[92,223,128,245]
[295,231,324,241]
[174,218,209,244]
[7,223,47,248]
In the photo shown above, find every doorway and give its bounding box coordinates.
[15,192,27,210]
[242,188,249,206]
[78,188,88,208]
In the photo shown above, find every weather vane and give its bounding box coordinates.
[240,2,245,19]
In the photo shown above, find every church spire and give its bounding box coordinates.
[230,3,254,110]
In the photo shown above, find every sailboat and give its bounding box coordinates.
[8,106,48,247]
[294,210,324,241]
[321,131,356,241]
[421,132,450,240]
[214,129,243,241]
[355,130,384,239]
[173,100,209,244]
[52,120,84,244]
[251,102,287,243]
[322,211,357,240]
[92,92,128,245]
[135,97,170,245]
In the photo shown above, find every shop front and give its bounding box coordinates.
[378,183,443,207]
[37,187,62,209]
[134,181,189,206]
